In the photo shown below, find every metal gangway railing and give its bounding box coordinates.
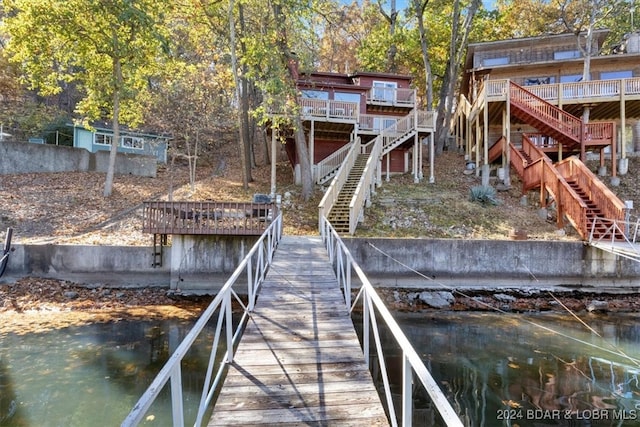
[0,227,12,278]
[320,216,463,427]
[121,213,283,427]
[589,216,640,262]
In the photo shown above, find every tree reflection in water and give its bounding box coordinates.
[356,311,640,427]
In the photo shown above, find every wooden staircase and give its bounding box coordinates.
[327,153,370,233]
[509,82,615,154]
[502,134,626,241]
[565,179,608,239]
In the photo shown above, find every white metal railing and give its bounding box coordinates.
[320,217,464,427]
[0,227,12,278]
[589,216,640,262]
[318,138,362,230]
[316,134,357,185]
[121,214,283,427]
[298,98,359,121]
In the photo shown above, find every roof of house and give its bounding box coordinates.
[464,29,611,71]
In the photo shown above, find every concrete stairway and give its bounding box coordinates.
[327,153,370,234]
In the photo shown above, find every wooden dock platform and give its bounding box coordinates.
[208,236,389,426]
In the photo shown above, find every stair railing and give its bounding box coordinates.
[347,135,383,234]
[380,112,415,156]
[316,133,357,185]
[487,136,506,164]
[318,137,362,230]
[510,82,615,149]
[555,157,626,223]
[510,81,583,142]
[517,135,590,236]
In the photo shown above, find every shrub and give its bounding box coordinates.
[469,185,500,206]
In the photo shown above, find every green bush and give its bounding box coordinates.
[469,185,500,206]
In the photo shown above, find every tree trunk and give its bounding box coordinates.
[293,116,313,200]
[414,0,433,109]
[239,3,253,181]
[103,55,122,197]
[272,2,313,200]
[435,0,480,152]
[379,0,398,73]
[229,0,249,189]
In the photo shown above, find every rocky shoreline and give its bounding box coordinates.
[378,288,640,313]
[1,278,638,335]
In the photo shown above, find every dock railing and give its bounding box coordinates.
[589,216,640,262]
[320,216,464,427]
[121,213,283,427]
[142,200,278,236]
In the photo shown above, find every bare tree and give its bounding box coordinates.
[434,0,482,152]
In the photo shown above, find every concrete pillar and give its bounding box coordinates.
[481,164,490,186]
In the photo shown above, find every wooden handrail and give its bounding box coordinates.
[142,201,278,236]
[488,136,505,164]
[515,134,624,239]
[556,157,626,222]
[510,82,582,144]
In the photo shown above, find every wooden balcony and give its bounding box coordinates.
[481,77,640,121]
[358,110,436,134]
[299,99,358,122]
[142,201,278,236]
[366,87,415,107]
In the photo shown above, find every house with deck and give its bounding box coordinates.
[452,29,640,244]
[269,68,437,234]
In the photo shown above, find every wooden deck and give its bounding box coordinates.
[208,236,389,426]
[142,201,277,236]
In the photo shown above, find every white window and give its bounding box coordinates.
[301,90,328,99]
[524,77,554,85]
[372,81,397,102]
[554,50,581,60]
[122,136,144,150]
[560,74,587,83]
[373,117,397,132]
[483,57,509,66]
[601,70,633,80]
[334,92,360,103]
[95,133,113,146]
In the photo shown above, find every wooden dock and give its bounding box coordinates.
[208,236,389,426]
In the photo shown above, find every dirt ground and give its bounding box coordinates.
[1,141,640,333]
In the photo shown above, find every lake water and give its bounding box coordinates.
[1,311,639,426]
[372,311,640,426]
[0,319,215,427]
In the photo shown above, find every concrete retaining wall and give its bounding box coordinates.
[0,139,157,177]
[344,238,640,289]
[3,235,260,290]
[4,244,170,287]
[2,237,639,291]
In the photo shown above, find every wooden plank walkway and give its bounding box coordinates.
[208,236,389,426]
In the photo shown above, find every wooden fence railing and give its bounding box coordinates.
[142,201,278,236]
